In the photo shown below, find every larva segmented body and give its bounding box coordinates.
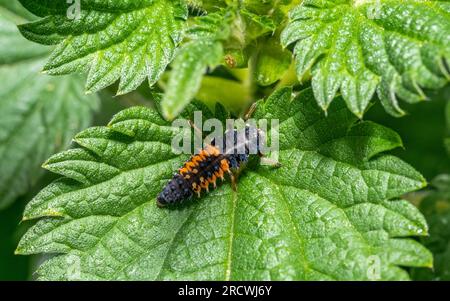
[156,126,264,207]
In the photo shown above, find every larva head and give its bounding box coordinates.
[157,174,192,207]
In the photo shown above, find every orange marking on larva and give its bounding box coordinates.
[215,170,225,180]
[185,161,196,169]
[206,178,216,189]
[199,150,207,159]
[203,146,212,155]
[201,181,209,189]
[210,175,217,184]
[179,167,188,175]
[220,159,230,172]
[192,155,204,165]
[204,145,220,156]
[192,184,201,194]
[211,146,221,156]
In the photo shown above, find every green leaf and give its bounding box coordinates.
[17,87,431,280]
[0,10,99,210]
[187,0,228,12]
[195,75,253,114]
[366,87,450,180]
[0,7,48,64]
[161,40,224,120]
[161,11,232,120]
[0,0,36,21]
[240,8,276,41]
[412,175,450,280]
[242,0,300,21]
[253,35,292,86]
[282,0,450,117]
[17,0,188,95]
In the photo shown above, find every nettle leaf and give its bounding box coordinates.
[161,11,233,120]
[0,10,99,209]
[242,0,300,23]
[0,0,36,20]
[254,35,292,86]
[282,0,450,117]
[412,175,450,280]
[17,87,431,280]
[0,7,48,64]
[17,0,188,95]
[187,0,227,12]
[240,8,276,41]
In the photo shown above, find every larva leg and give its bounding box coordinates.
[189,120,203,153]
[227,169,238,191]
[244,102,258,120]
[260,155,282,168]
[189,120,202,137]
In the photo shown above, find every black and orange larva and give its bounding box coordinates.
[156,126,266,207]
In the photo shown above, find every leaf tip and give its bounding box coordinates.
[41,161,50,170]
[162,108,175,122]
[21,215,31,222]
[395,109,407,117]
[355,111,364,119]
[72,137,83,147]
[421,178,428,189]
[321,104,329,116]
[115,88,129,97]
[424,257,434,269]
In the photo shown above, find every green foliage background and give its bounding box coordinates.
[0,0,449,280]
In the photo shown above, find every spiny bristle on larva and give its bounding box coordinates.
[156,174,192,207]
[178,145,220,176]
[177,145,231,197]
[158,140,251,206]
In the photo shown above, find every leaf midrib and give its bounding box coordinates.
[255,170,377,279]
[225,187,237,280]
[154,207,198,280]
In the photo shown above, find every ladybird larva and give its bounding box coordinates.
[156,126,266,207]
